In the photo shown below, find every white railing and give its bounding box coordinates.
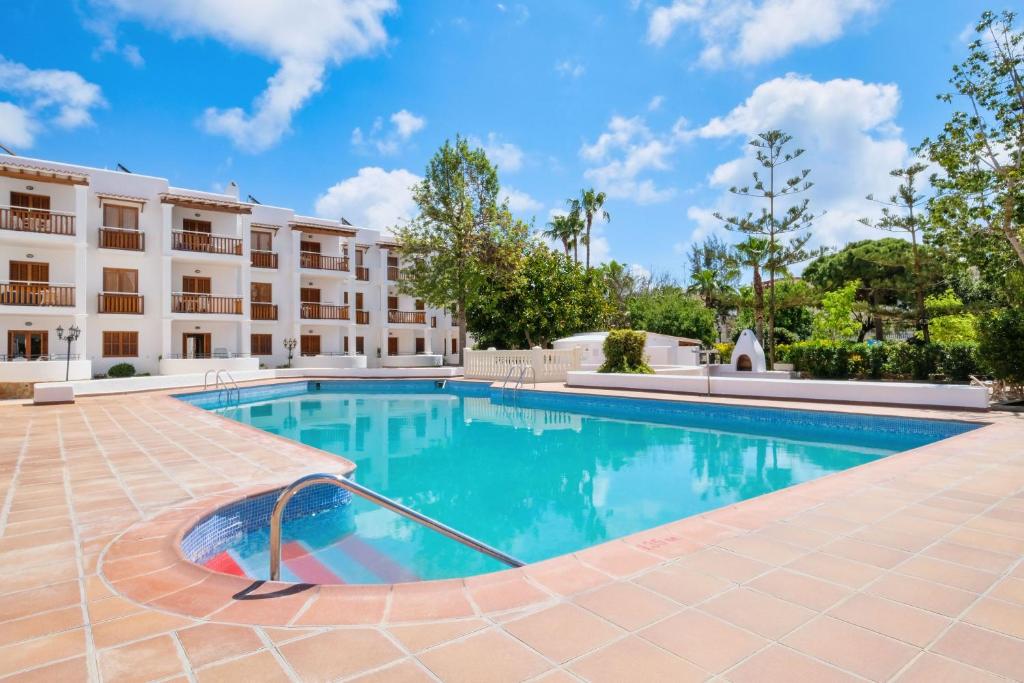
[464,346,582,383]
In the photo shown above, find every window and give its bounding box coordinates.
[103,268,138,293]
[251,334,272,356]
[182,276,211,293]
[415,299,425,311]
[103,331,138,357]
[355,292,364,309]
[300,287,320,303]
[300,240,321,253]
[387,255,398,267]
[251,282,272,302]
[387,295,398,310]
[251,230,273,251]
[10,261,49,283]
[103,204,139,230]
[343,336,349,353]
[355,249,365,266]
[182,218,211,233]
[451,338,458,354]
[415,337,425,354]
[431,316,437,328]
[10,192,50,211]
[355,336,364,354]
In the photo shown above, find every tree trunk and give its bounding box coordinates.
[910,231,930,344]
[457,305,467,367]
[752,266,765,343]
[873,289,884,340]
[585,217,592,270]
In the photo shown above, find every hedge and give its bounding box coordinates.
[599,329,654,374]
[778,340,981,382]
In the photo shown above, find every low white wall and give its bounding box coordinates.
[381,354,442,368]
[292,354,368,370]
[464,347,581,382]
[566,371,989,410]
[37,365,464,398]
[0,359,92,382]
[158,356,260,375]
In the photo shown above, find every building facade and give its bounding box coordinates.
[0,155,460,381]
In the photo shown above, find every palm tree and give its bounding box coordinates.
[543,215,574,257]
[732,238,771,343]
[578,188,609,270]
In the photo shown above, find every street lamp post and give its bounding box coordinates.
[283,337,297,367]
[55,323,80,382]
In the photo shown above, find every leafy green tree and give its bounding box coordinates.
[395,135,527,363]
[812,281,861,342]
[714,130,823,365]
[925,11,1024,275]
[578,188,610,270]
[978,305,1024,385]
[922,289,978,343]
[627,286,717,344]
[467,241,606,349]
[734,278,817,345]
[803,238,940,340]
[686,235,740,337]
[599,261,638,329]
[861,163,935,341]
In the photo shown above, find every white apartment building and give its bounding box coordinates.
[0,155,461,382]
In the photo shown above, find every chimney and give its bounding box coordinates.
[225,181,239,200]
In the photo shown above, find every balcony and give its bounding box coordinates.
[300,252,349,272]
[300,303,350,320]
[99,227,145,251]
[171,293,243,315]
[0,282,75,307]
[251,250,278,269]
[388,309,426,324]
[355,265,370,281]
[387,265,400,281]
[355,310,370,325]
[0,207,75,236]
[172,230,243,256]
[251,302,278,320]
[98,292,144,314]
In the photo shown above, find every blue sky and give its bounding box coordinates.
[0,0,1007,280]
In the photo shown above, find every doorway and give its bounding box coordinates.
[7,330,48,360]
[182,332,211,359]
[388,337,399,356]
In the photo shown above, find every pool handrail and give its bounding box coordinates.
[268,472,525,581]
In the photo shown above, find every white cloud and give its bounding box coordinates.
[688,73,911,252]
[647,95,665,111]
[0,57,106,149]
[0,102,35,149]
[502,187,542,214]
[555,60,585,78]
[469,132,524,172]
[390,109,425,139]
[352,109,426,154]
[496,3,530,24]
[647,0,881,67]
[629,263,652,280]
[88,0,395,151]
[315,167,420,230]
[580,115,685,204]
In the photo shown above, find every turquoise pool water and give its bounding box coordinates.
[180,380,976,583]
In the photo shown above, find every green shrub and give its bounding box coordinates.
[978,307,1024,384]
[107,362,136,378]
[786,340,850,378]
[599,329,654,374]
[714,342,734,362]
[938,342,981,382]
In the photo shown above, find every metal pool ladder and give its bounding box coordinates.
[204,369,240,405]
[268,473,525,581]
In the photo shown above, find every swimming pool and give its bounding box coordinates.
[178,380,978,584]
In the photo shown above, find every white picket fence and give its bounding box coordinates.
[463,346,582,383]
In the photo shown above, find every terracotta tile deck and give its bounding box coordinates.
[1,380,1023,681]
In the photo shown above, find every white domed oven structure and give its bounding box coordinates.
[730,329,766,373]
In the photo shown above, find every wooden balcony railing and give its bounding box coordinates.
[99,227,145,251]
[355,310,370,325]
[172,230,243,255]
[388,309,426,324]
[387,265,400,281]
[171,293,243,314]
[0,207,76,236]
[300,252,349,271]
[300,303,350,320]
[98,292,144,314]
[251,302,278,320]
[0,282,75,306]
[251,250,278,269]
[355,265,370,281]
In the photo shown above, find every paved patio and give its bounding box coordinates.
[1,382,1022,682]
